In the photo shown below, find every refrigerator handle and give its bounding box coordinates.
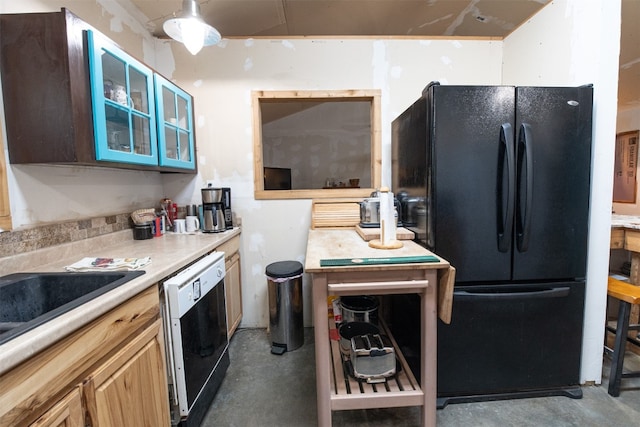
[516,123,534,252]
[454,287,570,301]
[497,123,515,252]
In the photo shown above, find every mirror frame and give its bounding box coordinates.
[253,89,381,200]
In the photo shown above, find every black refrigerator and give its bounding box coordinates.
[388,82,593,407]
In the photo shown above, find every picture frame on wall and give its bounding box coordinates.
[613,130,639,203]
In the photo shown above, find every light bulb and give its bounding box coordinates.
[181,20,206,55]
[163,0,221,55]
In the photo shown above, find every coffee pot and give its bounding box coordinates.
[201,186,226,233]
[202,203,226,233]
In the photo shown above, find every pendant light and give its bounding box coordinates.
[163,0,221,55]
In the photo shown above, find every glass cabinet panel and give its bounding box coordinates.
[133,114,152,155]
[162,87,176,123]
[164,127,178,159]
[177,97,189,129]
[130,68,150,114]
[179,130,191,160]
[154,74,196,170]
[87,30,158,166]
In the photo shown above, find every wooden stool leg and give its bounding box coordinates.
[609,300,632,397]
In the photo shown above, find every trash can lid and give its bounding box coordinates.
[266,261,303,278]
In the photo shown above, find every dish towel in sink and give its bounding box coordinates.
[64,257,151,272]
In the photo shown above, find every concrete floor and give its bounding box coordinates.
[202,328,640,426]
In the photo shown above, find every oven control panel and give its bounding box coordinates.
[163,251,226,318]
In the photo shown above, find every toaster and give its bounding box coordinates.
[359,197,380,227]
[359,198,403,228]
[350,333,396,383]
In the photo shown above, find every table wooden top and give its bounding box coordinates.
[304,228,449,273]
[612,214,640,230]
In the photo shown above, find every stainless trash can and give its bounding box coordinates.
[267,261,304,355]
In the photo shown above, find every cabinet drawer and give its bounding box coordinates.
[611,228,624,249]
[624,230,640,252]
[217,236,240,259]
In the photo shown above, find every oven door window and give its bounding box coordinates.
[179,280,228,408]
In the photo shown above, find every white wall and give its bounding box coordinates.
[502,0,621,383]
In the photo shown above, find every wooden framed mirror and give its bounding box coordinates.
[613,130,639,203]
[253,89,381,200]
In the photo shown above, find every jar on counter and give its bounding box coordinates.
[133,222,153,240]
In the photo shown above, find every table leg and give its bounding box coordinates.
[608,300,631,397]
[630,253,640,324]
[312,274,332,427]
[421,270,437,427]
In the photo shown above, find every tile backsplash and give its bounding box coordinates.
[0,213,133,259]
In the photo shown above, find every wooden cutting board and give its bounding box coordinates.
[355,224,415,241]
[311,199,362,229]
[438,266,456,324]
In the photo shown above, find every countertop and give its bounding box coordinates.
[0,228,240,375]
[612,214,640,230]
[304,228,449,273]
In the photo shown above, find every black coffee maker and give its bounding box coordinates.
[201,186,225,233]
[221,187,233,230]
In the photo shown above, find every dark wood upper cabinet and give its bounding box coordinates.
[0,8,196,173]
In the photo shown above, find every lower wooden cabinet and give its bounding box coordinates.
[29,387,84,427]
[0,286,170,427]
[84,320,170,427]
[225,252,242,337]
[216,234,243,338]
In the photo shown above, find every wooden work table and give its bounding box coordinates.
[611,215,640,281]
[305,229,452,427]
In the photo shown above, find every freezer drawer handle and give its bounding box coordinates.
[497,123,515,252]
[453,286,570,301]
[516,123,534,252]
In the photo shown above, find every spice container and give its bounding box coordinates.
[133,222,153,240]
[152,217,163,237]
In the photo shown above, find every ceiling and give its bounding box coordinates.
[137,0,551,38]
[130,0,638,109]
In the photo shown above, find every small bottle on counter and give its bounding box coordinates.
[171,203,178,223]
[153,217,162,237]
[198,205,204,230]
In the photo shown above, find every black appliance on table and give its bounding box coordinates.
[388,82,593,408]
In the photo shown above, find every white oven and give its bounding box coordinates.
[161,251,229,427]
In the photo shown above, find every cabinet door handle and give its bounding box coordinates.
[328,280,430,294]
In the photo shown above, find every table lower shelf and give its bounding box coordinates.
[328,320,425,411]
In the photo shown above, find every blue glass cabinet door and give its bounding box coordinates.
[154,74,196,170]
[87,30,158,166]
